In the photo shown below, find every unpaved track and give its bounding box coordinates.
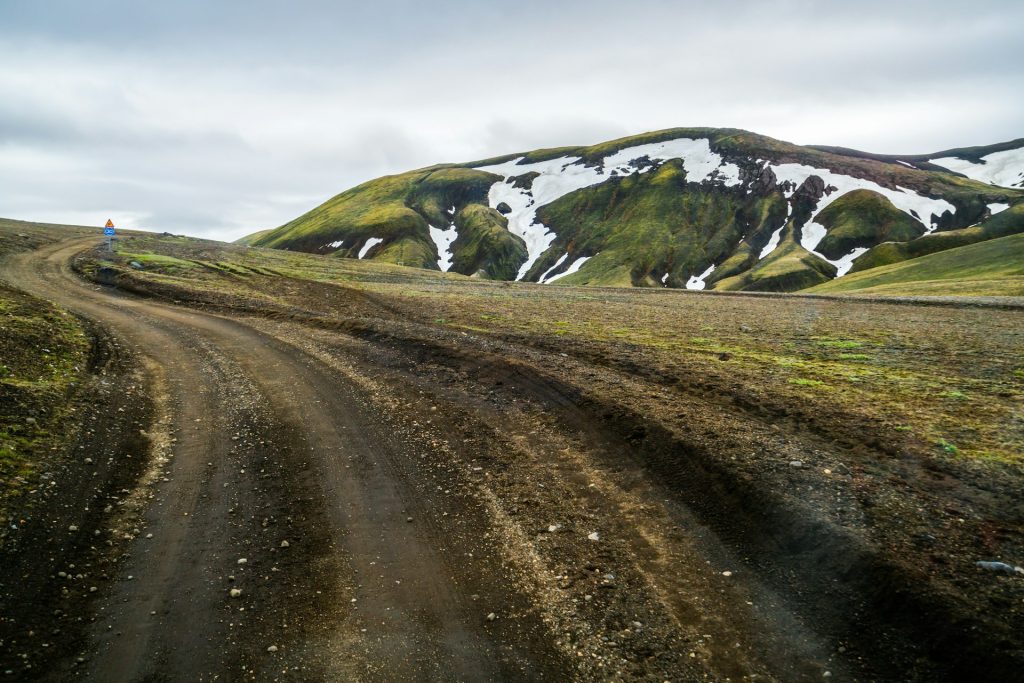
[9,238,561,681]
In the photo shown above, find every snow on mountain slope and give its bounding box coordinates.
[686,264,716,290]
[768,162,956,276]
[358,237,383,258]
[929,147,1024,188]
[428,223,458,271]
[544,255,593,283]
[477,138,741,280]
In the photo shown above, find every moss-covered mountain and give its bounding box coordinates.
[244,128,1024,292]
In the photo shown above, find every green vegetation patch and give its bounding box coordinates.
[814,189,925,260]
[809,232,1024,296]
[0,284,89,512]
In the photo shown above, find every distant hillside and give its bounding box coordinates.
[807,232,1024,297]
[243,129,1024,292]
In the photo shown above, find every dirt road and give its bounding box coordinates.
[5,238,567,680]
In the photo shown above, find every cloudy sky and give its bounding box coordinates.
[1,0,1021,241]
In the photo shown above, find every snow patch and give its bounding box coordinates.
[358,237,384,259]
[896,161,915,169]
[770,163,955,242]
[988,202,1010,215]
[545,255,593,284]
[799,221,867,277]
[759,225,785,259]
[685,264,715,290]
[661,272,670,285]
[538,252,569,283]
[830,247,868,277]
[477,138,741,280]
[929,147,1024,188]
[324,239,345,249]
[428,224,458,272]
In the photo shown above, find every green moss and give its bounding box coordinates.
[0,285,89,512]
[530,160,752,286]
[119,251,198,273]
[449,205,527,280]
[850,203,1024,273]
[814,190,925,259]
[814,338,864,349]
[716,231,835,292]
[789,378,827,387]
[809,232,1024,296]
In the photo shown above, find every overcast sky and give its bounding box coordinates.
[1,0,1021,241]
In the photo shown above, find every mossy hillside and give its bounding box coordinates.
[530,161,754,286]
[234,228,274,246]
[244,128,1024,291]
[808,232,1024,296]
[449,205,527,280]
[250,166,500,270]
[406,167,498,228]
[850,202,1024,273]
[714,232,835,292]
[0,284,89,511]
[812,138,1024,174]
[705,194,791,287]
[469,127,1020,223]
[814,190,925,259]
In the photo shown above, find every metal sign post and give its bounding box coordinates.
[104,219,115,251]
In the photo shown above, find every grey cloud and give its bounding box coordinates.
[0,0,1021,240]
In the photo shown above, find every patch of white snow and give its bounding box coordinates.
[545,255,593,284]
[988,202,1010,215]
[929,148,1024,188]
[357,237,384,259]
[428,224,458,272]
[896,161,915,169]
[324,239,345,249]
[685,264,716,290]
[538,252,569,283]
[770,163,955,244]
[759,225,785,259]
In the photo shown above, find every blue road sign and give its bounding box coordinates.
[104,227,115,236]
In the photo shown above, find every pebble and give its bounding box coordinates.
[976,560,1024,575]
[229,588,243,598]
[587,532,600,541]
[237,558,247,565]
[486,612,496,621]
[722,571,733,577]
[789,461,803,468]
[279,540,290,548]
[267,645,278,653]
[548,524,560,533]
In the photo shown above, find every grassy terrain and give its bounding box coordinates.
[530,160,776,286]
[851,203,1024,272]
[0,283,89,515]
[809,232,1024,296]
[814,189,924,259]
[95,232,1024,466]
[244,127,1022,292]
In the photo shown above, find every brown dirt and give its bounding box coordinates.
[1,231,1022,681]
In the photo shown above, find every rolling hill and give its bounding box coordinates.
[243,129,1024,293]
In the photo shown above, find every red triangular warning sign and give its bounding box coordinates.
[105,219,115,228]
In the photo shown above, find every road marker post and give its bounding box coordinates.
[104,219,115,251]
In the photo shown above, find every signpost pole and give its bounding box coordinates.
[103,220,116,252]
